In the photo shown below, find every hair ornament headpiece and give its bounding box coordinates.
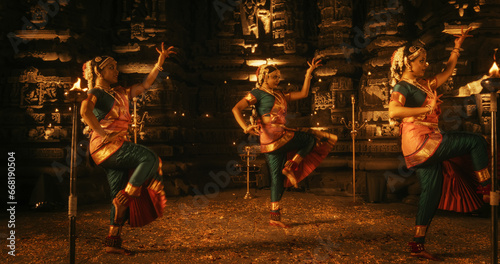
[255,64,277,88]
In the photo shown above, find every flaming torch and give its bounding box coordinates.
[480,49,500,264]
[64,78,87,264]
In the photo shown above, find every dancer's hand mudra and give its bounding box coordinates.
[244,124,260,136]
[306,58,322,74]
[156,42,176,66]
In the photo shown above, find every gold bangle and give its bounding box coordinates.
[154,63,163,72]
[451,48,460,57]
[425,105,433,114]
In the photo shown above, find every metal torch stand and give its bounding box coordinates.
[132,97,138,143]
[491,92,498,264]
[68,101,78,264]
[65,87,86,264]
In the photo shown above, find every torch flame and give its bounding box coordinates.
[70,78,88,92]
[489,62,500,78]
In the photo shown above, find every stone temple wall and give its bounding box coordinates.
[1,0,499,206]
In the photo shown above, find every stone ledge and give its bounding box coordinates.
[317,156,401,171]
[317,156,349,168]
[347,157,401,171]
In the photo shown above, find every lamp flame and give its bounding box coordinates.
[489,62,500,78]
[489,48,500,78]
[70,78,87,91]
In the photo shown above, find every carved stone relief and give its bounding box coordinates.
[27,148,65,159]
[131,22,147,40]
[51,112,61,124]
[313,91,333,110]
[271,0,287,41]
[143,88,163,106]
[361,78,390,108]
[240,0,270,39]
[362,111,390,122]
[27,109,45,124]
[329,77,353,90]
[144,113,168,126]
[18,67,72,108]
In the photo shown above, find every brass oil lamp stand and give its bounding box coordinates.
[341,94,367,203]
[131,97,149,143]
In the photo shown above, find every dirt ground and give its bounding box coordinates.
[0,188,496,264]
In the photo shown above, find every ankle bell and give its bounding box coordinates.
[270,209,281,221]
[408,241,425,253]
[104,236,123,248]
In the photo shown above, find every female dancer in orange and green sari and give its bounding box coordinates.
[389,28,490,261]
[233,59,337,228]
[80,43,176,255]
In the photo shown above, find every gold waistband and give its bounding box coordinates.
[262,123,285,128]
[411,121,439,129]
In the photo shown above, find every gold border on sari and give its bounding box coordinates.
[244,92,257,105]
[89,94,97,104]
[260,131,294,153]
[157,157,163,176]
[475,168,491,183]
[125,183,142,197]
[291,154,303,164]
[390,92,406,106]
[404,132,442,168]
[414,225,427,237]
[109,225,122,236]
[413,121,439,129]
[147,179,164,193]
[91,140,124,165]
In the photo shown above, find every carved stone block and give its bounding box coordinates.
[131,22,147,41]
[17,68,72,108]
[28,148,65,159]
[329,77,353,91]
[362,78,390,108]
[362,111,390,122]
[313,91,333,110]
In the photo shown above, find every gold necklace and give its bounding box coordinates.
[259,86,274,96]
[96,86,120,103]
[259,86,287,108]
[401,77,433,97]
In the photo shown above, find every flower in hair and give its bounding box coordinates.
[83,60,94,82]
[256,64,270,88]
[390,47,405,86]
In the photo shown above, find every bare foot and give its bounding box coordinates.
[411,250,442,261]
[327,134,338,146]
[269,220,291,228]
[282,167,298,188]
[105,246,133,255]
